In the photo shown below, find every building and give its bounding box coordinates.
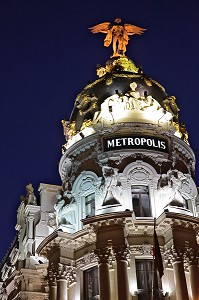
[1,19,199,300]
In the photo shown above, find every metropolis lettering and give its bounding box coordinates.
[104,136,168,153]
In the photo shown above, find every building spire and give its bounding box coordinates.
[89,18,146,57]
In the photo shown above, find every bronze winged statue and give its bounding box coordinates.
[89,18,146,57]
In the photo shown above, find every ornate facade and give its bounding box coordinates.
[1,22,199,300]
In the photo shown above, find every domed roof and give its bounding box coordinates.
[61,21,189,150]
[70,56,167,131]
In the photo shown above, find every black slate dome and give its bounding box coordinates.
[70,56,168,131]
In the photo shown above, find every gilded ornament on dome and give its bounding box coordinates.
[80,119,92,131]
[113,56,139,72]
[163,96,179,117]
[61,120,70,136]
[129,82,141,99]
[173,121,189,144]
[179,122,189,144]
[150,79,165,92]
[96,65,106,77]
[89,18,146,57]
[103,57,139,75]
[106,77,113,85]
[62,120,76,139]
[143,77,152,87]
[76,94,99,116]
[62,144,67,154]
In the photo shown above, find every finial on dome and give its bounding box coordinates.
[89,18,146,57]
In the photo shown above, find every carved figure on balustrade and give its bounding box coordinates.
[20,183,37,205]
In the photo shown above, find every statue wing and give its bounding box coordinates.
[89,22,111,34]
[124,24,146,35]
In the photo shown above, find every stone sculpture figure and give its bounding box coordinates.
[20,183,37,205]
[54,192,77,230]
[101,166,122,206]
[157,170,186,210]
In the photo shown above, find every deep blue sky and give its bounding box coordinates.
[0,0,199,262]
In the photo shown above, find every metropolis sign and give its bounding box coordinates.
[103,135,169,153]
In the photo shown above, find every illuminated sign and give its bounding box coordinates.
[103,135,168,152]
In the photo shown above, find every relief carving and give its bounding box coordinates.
[54,192,77,231]
[100,166,122,206]
[128,167,150,182]
[157,170,187,209]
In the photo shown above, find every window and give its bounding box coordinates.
[132,186,151,217]
[84,266,99,300]
[85,193,95,217]
[136,260,163,300]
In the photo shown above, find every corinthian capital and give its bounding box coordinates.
[164,245,185,266]
[56,263,76,284]
[94,247,111,263]
[47,267,57,285]
[113,244,130,261]
[185,247,199,266]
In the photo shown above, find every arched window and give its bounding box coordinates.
[72,171,100,229]
[123,161,157,217]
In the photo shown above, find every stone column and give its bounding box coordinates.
[56,263,77,300]
[114,245,130,300]
[186,248,199,300]
[172,248,189,300]
[56,263,68,300]
[95,247,111,300]
[57,278,67,300]
[47,266,57,300]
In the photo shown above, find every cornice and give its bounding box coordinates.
[82,211,132,226]
[36,228,96,258]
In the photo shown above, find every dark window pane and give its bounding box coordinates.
[85,193,95,217]
[132,186,151,217]
[136,260,163,300]
[84,266,99,300]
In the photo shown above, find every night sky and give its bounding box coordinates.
[1,0,199,262]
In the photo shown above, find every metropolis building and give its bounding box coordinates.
[1,20,199,300]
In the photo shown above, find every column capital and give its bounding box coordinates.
[56,263,76,285]
[95,247,111,264]
[47,267,57,286]
[172,245,185,262]
[27,215,35,221]
[164,245,185,267]
[185,247,199,266]
[113,244,130,261]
